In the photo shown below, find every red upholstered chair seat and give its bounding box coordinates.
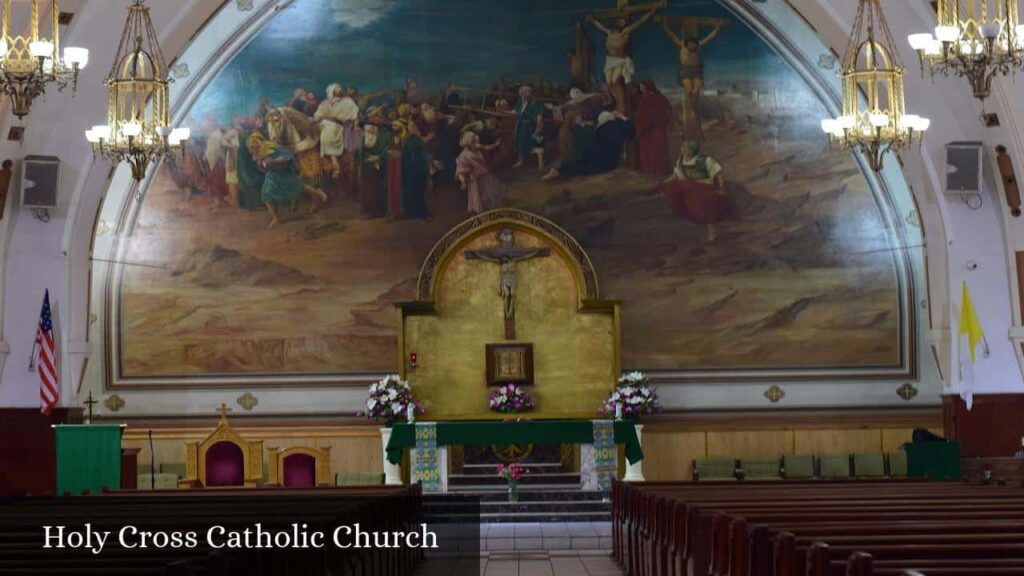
[282,453,317,487]
[205,441,244,487]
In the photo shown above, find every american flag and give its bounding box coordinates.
[34,290,58,415]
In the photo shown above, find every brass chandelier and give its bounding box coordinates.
[908,0,1023,101]
[0,0,88,118]
[85,0,188,184]
[821,0,930,172]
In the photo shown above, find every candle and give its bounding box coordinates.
[407,403,416,423]
[615,403,622,421]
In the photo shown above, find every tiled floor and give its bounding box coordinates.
[416,551,623,576]
[478,521,613,552]
[417,522,621,575]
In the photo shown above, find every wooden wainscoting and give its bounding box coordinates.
[640,409,942,481]
[121,425,382,486]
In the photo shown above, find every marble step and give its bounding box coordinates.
[423,491,611,523]
[459,462,564,476]
[449,472,581,486]
[435,489,607,502]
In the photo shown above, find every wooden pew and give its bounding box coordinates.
[0,485,423,576]
[614,481,1024,576]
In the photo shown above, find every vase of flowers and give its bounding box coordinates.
[488,383,536,414]
[497,463,526,502]
[360,374,423,426]
[599,371,660,420]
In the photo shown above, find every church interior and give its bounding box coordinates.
[2,0,1024,574]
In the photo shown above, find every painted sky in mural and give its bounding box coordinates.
[114,0,907,381]
[191,0,795,123]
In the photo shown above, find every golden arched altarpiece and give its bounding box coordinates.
[397,209,621,420]
[179,405,264,488]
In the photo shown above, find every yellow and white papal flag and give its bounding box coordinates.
[958,281,986,411]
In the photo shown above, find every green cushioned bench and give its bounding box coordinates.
[694,458,738,481]
[740,457,782,480]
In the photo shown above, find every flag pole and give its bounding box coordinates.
[28,340,37,372]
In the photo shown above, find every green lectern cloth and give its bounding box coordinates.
[904,441,961,482]
[54,424,123,495]
[386,420,643,465]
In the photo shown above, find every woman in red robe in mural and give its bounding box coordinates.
[660,140,734,242]
[635,80,673,176]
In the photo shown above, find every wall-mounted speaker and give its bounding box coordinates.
[21,155,60,209]
[945,142,984,194]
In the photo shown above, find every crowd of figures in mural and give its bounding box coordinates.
[172,4,732,239]
[116,0,906,380]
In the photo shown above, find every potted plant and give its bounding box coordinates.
[497,463,526,502]
[488,383,535,414]
[360,374,423,426]
[599,371,660,420]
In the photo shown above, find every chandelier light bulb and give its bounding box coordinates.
[63,47,89,68]
[121,123,143,138]
[156,126,174,137]
[28,40,53,58]
[908,33,934,50]
[821,118,838,134]
[869,113,890,128]
[915,117,931,131]
[173,127,191,142]
[837,115,856,129]
[935,25,960,43]
[0,39,7,61]
[979,22,1001,40]
[85,129,97,143]
[924,38,943,55]
[92,125,112,140]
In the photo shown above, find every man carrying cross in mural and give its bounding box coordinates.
[586,0,666,115]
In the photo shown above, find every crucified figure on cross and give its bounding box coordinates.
[464,228,552,340]
[586,0,666,114]
[657,15,727,140]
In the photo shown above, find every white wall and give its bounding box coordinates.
[0,0,224,407]
[1,0,1022,411]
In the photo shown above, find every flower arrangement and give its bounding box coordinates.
[599,371,660,419]
[360,375,423,425]
[497,463,527,502]
[488,383,536,414]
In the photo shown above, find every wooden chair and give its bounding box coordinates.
[178,404,263,488]
[265,446,332,487]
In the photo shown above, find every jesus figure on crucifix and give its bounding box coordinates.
[464,228,552,340]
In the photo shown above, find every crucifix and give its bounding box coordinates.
[656,14,728,140]
[586,0,666,113]
[464,227,552,340]
[217,403,232,422]
[83,391,97,424]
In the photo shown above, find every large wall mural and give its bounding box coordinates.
[109,0,912,384]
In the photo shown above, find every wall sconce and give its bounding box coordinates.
[408,352,418,373]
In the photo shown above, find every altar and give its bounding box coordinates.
[383,419,645,493]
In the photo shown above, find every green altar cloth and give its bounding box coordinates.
[386,420,643,465]
[54,424,123,495]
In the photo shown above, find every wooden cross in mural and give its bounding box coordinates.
[464,228,552,340]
